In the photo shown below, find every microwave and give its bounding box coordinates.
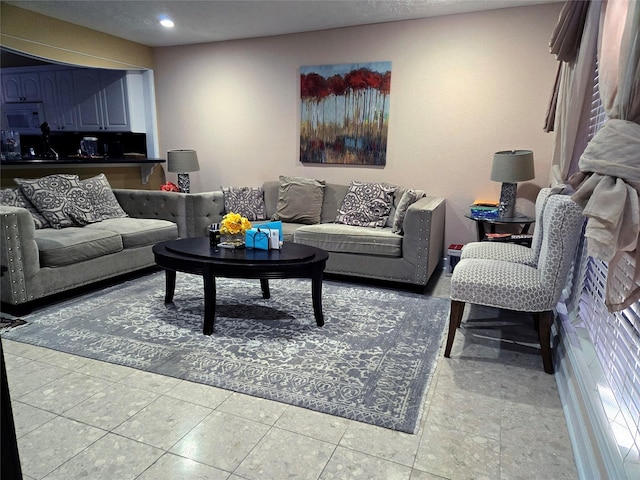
[1,102,44,134]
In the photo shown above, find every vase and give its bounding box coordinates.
[222,233,246,248]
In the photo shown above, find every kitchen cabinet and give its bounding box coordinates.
[73,69,130,131]
[40,70,77,131]
[1,71,41,102]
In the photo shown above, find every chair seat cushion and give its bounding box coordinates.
[85,218,178,248]
[461,242,536,266]
[294,223,401,257]
[450,258,554,312]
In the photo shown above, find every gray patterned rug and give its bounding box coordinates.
[2,272,449,433]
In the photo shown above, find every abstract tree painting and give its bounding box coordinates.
[300,61,391,165]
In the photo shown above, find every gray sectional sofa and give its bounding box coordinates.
[0,176,445,309]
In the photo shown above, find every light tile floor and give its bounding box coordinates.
[2,271,578,479]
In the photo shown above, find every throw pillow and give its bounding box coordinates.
[391,189,425,234]
[15,174,100,229]
[81,173,128,221]
[221,186,266,221]
[272,175,326,225]
[335,181,396,228]
[0,187,51,229]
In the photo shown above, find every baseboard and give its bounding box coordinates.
[554,314,632,480]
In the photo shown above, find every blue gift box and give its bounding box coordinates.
[255,220,283,241]
[245,228,270,250]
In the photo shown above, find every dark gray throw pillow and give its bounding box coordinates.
[335,181,396,228]
[81,173,128,221]
[15,174,101,229]
[221,186,266,221]
[0,186,51,229]
[272,175,326,225]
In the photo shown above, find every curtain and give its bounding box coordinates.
[545,0,591,131]
[546,1,601,185]
[599,0,640,122]
[550,0,591,62]
[570,0,640,311]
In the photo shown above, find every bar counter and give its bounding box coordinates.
[1,157,166,188]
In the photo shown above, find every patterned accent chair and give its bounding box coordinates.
[460,187,552,266]
[444,194,584,373]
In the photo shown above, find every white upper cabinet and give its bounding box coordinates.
[100,70,129,130]
[2,71,42,102]
[2,66,139,134]
[73,69,130,132]
[40,70,78,131]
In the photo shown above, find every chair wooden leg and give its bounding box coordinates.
[538,310,554,374]
[444,300,465,358]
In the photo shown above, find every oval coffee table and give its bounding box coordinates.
[153,238,329,335]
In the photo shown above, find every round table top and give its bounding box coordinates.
[159,237,327,264]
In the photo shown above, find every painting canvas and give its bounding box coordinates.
[300,61,391,165]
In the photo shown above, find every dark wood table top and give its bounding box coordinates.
[160,237,325,265]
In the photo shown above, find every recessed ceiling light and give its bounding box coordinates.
[159,17,174,28]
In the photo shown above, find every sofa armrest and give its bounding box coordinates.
[0,206,41,304]
[402,196,446,281]
[113,189,189,238]
[188,191,226,237]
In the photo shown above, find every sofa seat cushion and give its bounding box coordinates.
[35,227,123,267]
[85,218,178,248]
[294,223,401,257]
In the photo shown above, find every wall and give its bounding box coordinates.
[153,3,562,247]
[0,3,153,69]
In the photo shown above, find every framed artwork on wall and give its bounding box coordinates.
[300,61,391,166]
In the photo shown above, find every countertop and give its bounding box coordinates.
[1,157,165,166]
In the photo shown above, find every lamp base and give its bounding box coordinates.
[498,182,517,218]
[177,173,191,193]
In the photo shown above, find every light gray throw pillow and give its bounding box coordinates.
[392,189,425,234]
[271,175,326,224]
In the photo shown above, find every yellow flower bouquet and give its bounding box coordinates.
[220,212,252,236]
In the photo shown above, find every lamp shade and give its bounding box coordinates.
[490,150,535,183]
[167,149,200,173]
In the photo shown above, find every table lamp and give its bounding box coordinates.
[490,150,535,218]
[167,149,200,193]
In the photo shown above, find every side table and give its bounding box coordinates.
[465,213,535,242]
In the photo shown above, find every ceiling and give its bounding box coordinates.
[4,0,561,48]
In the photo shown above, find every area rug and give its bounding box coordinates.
[2,272,449,433]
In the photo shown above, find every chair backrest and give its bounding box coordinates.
[537,194,584,306]
[530,187,552,264]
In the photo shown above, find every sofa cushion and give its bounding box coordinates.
[80,174,128,221]
[294,223,402,257]
[15,174,100,229]
[272,175,326,225]
[335,181,396,228]
[0,186,50,229]
[85,218,178,248]
[35,227,123,267]
[221,186,266,221]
